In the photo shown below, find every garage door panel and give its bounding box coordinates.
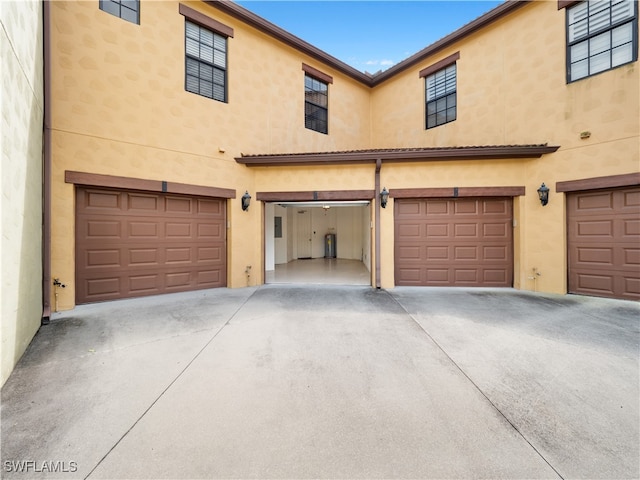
[85,220,121,239]
[482,199,509,214]
[454,223,478,237]
[198,198,223,214]
[129,221,159,238]
[625,218,640,236]
[395,198,512,287]
[568,186,640,300]
[577,191,614,211]
[166,222,192,237]
[87,249,121,267]
[86,277,121,298]
[454,269,478,283]
[483,223,508,237]
[426,201,448,215]
[625,248,640,266]
[166,196,193,213]
[454,246,478,260]
[198,222,222,238]
[128,193,159,211]
[76,187,226,304]
[129,248,159,266]
[398,223,421,237]
[625,277,640,296]
[85,190,122,210]
[426,224,449,237]
[623,190,640,208]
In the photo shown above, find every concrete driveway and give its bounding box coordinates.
[1,286,638,479]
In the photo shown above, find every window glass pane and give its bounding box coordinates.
[186,75,199,93]
[213,84,225,102]
[571,41,589,62]
[590,51,611,74]
[435,112,446,126]
[101,0,120,16]
[427,115,436,129]
[447,92,456,108]
[569,17,589,42]
[436,98,447,113]
[120,6,138,24]
[612,43,632,66]
[199,44,213,63]
[200,80,213,98]
[568,1,588,26]
[570,58,589,80]
[186,22,199,40]
[446,107,456,122]
[122,0,137,10]
[186,58,199,75]
[612,0,634,23]
[200,29,214,47]
[214,35,226,52]
[186,38,199,58]
[589,31,611,55]
[199,64,213,82]
[589,6,611,35]
[427,102,436,115]
[612,22,632,47]
[213,50,225,68]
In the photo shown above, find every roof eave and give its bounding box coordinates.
[236,145,561,167]
[204,0,372,85]
[372,0,531,86]
[204,0,531,87]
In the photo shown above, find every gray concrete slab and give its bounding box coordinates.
[389,287,640,479]
[1,285,638,479]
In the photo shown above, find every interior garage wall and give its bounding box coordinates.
[0,0,44,386]
[268,205,370,265]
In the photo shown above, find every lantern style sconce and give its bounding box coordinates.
[241,191,251,211]
[380,187,389,208]
[537,183,549,206]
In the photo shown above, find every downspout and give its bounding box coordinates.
[42,0,52,324]
[374,158,381,289]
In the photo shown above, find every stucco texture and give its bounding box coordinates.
[1,0,44,386]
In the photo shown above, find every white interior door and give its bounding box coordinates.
[296,210,312,259]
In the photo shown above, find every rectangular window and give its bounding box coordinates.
[567,0,637,82]
[425,64,457,129]
[185,20,227,102]
[305,74,328,134]
[99,0,139,24]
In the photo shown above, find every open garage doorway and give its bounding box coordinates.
[265,201,372,285]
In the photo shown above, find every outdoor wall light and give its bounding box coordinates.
[241,191,251,211]
[380,187,389,208]
[537,183,550,206]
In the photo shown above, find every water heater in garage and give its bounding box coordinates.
[324,233,336,258]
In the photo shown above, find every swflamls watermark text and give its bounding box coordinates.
[3,460,78,474]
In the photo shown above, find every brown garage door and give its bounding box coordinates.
[395,198,513,286]
[76,187,226,304]
[567,186,639,300]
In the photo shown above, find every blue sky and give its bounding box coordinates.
[236,1,504,73]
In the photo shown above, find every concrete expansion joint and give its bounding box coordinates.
[84,286,262,478]
[384,289,566,480]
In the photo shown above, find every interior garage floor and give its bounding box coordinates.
[1,286,638,479]
[266,258,371,285]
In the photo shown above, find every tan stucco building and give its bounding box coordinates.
[45,0,638,316]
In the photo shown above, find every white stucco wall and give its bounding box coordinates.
[1,0,44,386]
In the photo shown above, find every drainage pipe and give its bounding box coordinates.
[374,158,381,289]
[42,0,52,324]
